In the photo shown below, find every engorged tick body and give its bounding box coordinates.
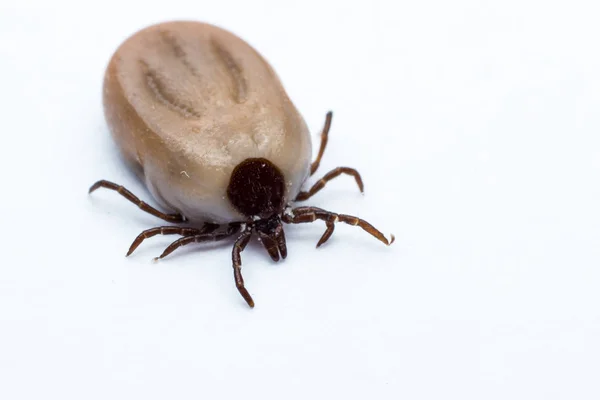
[90,21,393,307]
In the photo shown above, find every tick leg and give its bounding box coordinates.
[89,180,185,223]
[297,111,365,201]
[154,223,241,261]
[295,167,364,201]
[232,230,254,308]
[282,206,394,247]
[309,111,333,176]
[127,223,219,256]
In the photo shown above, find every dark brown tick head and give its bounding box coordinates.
[227,158,286,220]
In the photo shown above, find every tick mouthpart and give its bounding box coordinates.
[253,215,287,261]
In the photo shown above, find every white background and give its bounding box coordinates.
[1,0,599,399]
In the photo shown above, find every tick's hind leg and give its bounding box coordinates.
[126,223,219,256]
[89,180,185,223]
[282,206,394,247]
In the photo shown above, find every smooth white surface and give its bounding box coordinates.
[1,1,599,399]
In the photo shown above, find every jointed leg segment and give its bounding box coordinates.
[297,112,365,201]
[283,206,394,247]
[153,223,241,260]
[126,224,219,256]
[232,229,254,308]
[89,180,185,223]
[295,167,364,201]
[309,111,333,176]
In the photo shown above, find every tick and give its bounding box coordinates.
[90,21,394,307]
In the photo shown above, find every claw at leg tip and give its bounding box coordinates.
[241,292,255,308]
[88,183,99,194]
[389,234,396,245]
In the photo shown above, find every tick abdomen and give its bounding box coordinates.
[103,21,312,223]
